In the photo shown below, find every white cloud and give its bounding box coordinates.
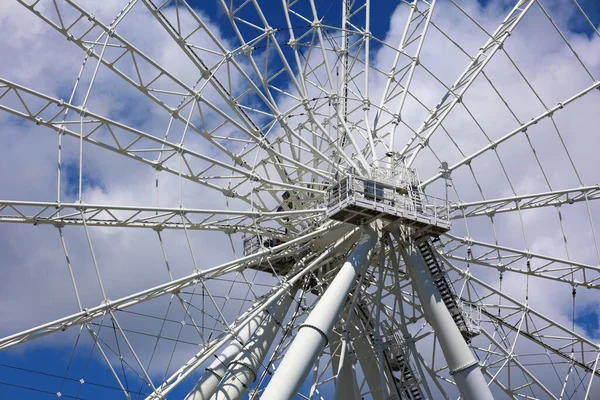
[1,0,599,398]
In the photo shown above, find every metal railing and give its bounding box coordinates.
[458,301,482,336]
[325,174,450,225]
[370,164,418,188]
[242,227,288,256]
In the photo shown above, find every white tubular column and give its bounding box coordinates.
[185,289,295,400]
[210,288,297,400]
[330,334,361,400]
[261,227,377,399]
[185,316,263,399]
[400,241,493,400]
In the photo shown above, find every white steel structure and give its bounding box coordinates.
[1,0,600,399]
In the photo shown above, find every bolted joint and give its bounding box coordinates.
[152,225,164,232]
[242,45,253,56]
[249,174,260,182]
[288,39,299,49]
[223,188,236,198]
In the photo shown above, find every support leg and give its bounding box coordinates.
[350,311,396,400]
[185,290,295,400]
[330,332,361,400]
[400,241,493,400]
[261,227,377,399]
[210,288,297,399]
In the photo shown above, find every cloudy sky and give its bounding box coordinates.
[1,0,600,399]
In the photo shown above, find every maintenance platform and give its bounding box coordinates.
[325,164,450,236]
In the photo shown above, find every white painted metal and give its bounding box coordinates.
[349,310,396,400]
[0,79,322,204]
[184,290,295,400]
[450,185,600,218]
[1,1,599,399]
[400,241,493,400]
[331,335,361,400]
[150,228,361,399]
[261,227,376,399]
[402,0,535,166]
[0,227,330,350]
[0,200,323,235]
[210,288,297,400]
[377,0,437,154]
[440,253,600,363]
[420,80,600,188]
[442,233,600,287]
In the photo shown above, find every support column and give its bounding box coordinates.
[400,241,493,400]
[210,288,297,399]
[185,289,295,400]
[330,333,361,400]
[261,227,377,399]
[349,311,396,400]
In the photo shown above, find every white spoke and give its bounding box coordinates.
[374,0,437,154]
[422,81,600,188]
[2,1,599,399]
[0,226,330,350]
[0,200,324,234]
[451,185,600,219]
[441,233,600,287]
[401,0,535,165]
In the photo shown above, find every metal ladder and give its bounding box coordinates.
[410,185,424,213]
[416,240,475,343]
[381,322,425,400]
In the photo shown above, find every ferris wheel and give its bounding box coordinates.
[1,0,600,399]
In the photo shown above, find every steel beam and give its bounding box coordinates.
[400,240,493,400]
[421,80,600,188]
[0,79,323,204]
[372,0,437,153]
[450,185,600,218]
[330,333,361,400]
[16,0,331,190]
[350,310,396,400]
[479,307,600,379]
[147,227,361,398]
[183,313,266,400]
[261,227,376,399]
[0,200,322,235]
[441,233,600,288]
[0,227,329,350]
[439,254,600,370]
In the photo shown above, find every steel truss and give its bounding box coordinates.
[0,226,333,350]
[401,0,535,166]
[0,200,323,235]
[1,0,600,399]
[421,81,600,188]
[450,185,600,219]
[441,233,600,288]
[443,255,600,399]
[0,79,323,203]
